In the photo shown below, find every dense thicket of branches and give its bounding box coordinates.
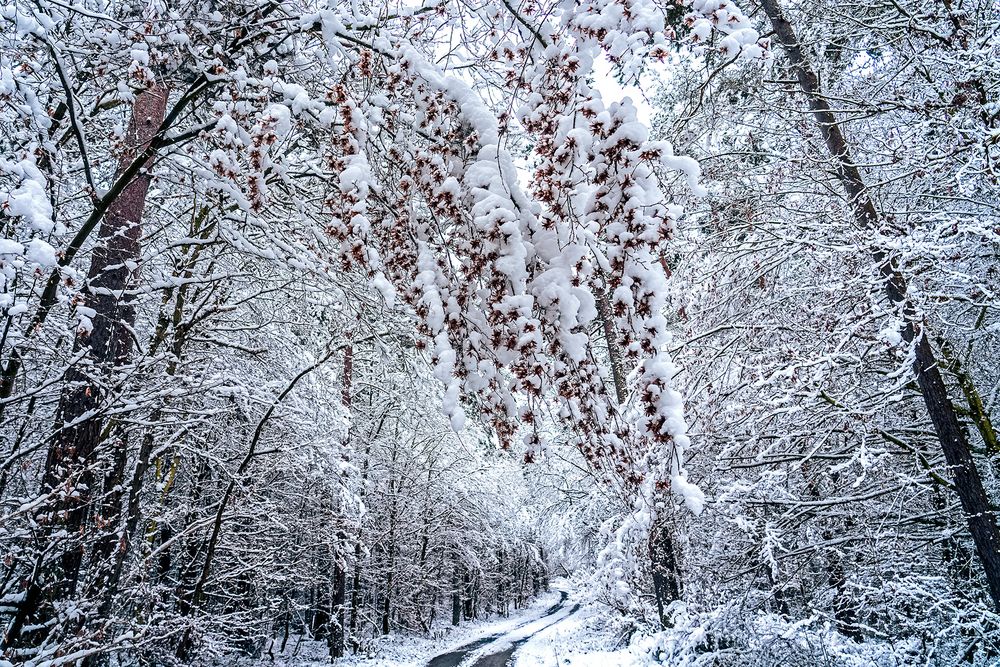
[642,0,1000,663]
[0,0,997,665]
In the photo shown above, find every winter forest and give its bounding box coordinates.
[1,0,998,665]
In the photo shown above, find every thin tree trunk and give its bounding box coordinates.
[414,464,434,631]
[462,570,474,621]
[381,434,399,636]
[649,521,681,626]
[760,0,1000,611]
[451,566,461,626]
[349,408,388,650]
[595,282,628,405]
[597,275,683,621]
[329,345,353,657]
[349,445,369,649]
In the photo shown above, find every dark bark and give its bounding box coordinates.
[349,539,365,646]
[382,435,399,636]
[0,554,44,651]
[1,85,169,652]
[342,343,353,407]
[822,520,860,640]
[496,549,506,616]
[829,555,859,640]
[311,586,329,640]
[380,576,392,636]
[0,74,212,425]
[462,570,474,621]
[913,333,1000,606]
[327,345,350,657]
[329,531,347,659]
[84,424,131,610]
[760,0,1000,611]
[649,521,681,626]
[451,565,461,626]
[349,475,367,649]
[595,283,628,404]
[414,465,434,630]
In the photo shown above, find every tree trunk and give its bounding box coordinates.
[349,409,389,649]
[328,345,352,657]
[462,570,474,621]
[760,0,1000,611]
[2,83,169,652]
[595,282,628,405]
[382,435,398,636]
[649,521,681,626]
[329,531,347,658]
[451,566,461,626]
[48,81,169,590]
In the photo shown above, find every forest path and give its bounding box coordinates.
[425,591,577,667]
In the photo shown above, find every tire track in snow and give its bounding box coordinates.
[426,591,573,667]
[467,601,580,667]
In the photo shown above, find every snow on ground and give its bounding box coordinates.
[513,596,646,667]
[253,589,564,667]
[452,593,577,665]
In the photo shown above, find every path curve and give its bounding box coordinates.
[426,592,576,667]
[467,600,580,667]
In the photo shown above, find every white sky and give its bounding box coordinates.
[592,53,658,127]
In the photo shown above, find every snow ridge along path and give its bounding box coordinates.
[426,591,578,667]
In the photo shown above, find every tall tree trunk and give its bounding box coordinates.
[329,531,347,658]
[328,345,353,657]
[2,83,169,651]
[381,433,399,636]
[760,0,1000,611]
[451,566,461,626]
[414,464,434,631]
[47,81,169,590]
[349,443,370,649]
[462,570,474,621]
[597,277,683,620]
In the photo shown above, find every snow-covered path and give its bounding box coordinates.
[511,601,642,667]
[425,592,578,667]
